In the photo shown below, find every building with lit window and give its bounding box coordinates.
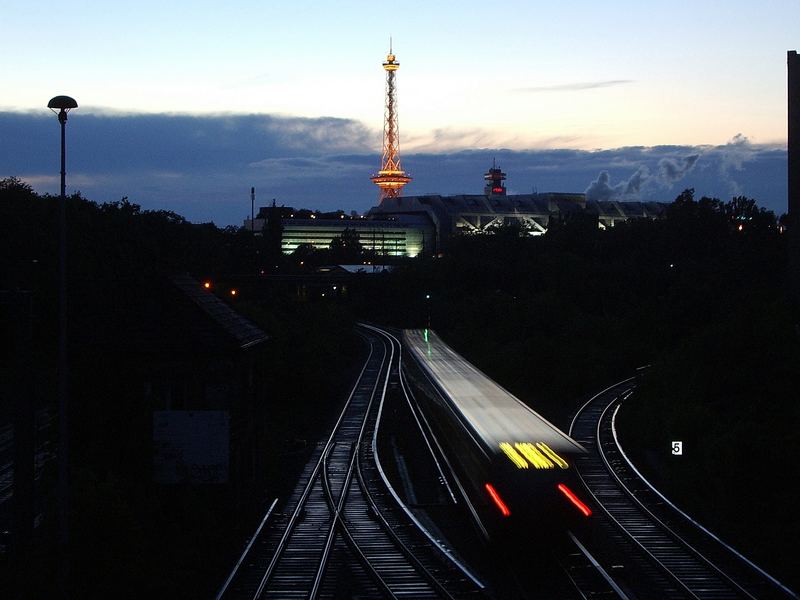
[243,213,433,258]
[368,164,667,251]
[244,164,667,257]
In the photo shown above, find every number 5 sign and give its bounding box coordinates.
[671,441,683,455]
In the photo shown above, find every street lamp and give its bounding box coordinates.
[48,94,76,593]
[48,96,78,198]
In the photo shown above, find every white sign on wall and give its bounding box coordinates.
[153,410,229,484]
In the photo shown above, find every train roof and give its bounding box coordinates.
[404,329,584,455]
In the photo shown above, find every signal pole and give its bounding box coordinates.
[789,51,799,316]
[251,187,255,232]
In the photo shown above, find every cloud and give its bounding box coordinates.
[658,154,699,183]
[248,156,371,179]
[514,80,635,93]
[0,110,787,224]
[585,165,651,202]
[585,171,624,202]
[403,127,522,153]
[715,133,758,196]
[585,151,700,202]
[0,111,375,175]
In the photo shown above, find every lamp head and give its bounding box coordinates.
[48,96,78,123]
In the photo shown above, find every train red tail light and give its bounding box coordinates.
[557,483,592,517]
[485,483,511,517]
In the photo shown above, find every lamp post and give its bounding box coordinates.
[48,96,77,197]
[48,94,76,593]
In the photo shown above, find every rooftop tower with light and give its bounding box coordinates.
[484,160,507,196]
[371,40,412,200]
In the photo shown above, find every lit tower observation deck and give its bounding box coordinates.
[484,160,507,196]
[371,41,412,200]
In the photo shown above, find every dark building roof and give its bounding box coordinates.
[374,192,665,220]
[170,274,267,350]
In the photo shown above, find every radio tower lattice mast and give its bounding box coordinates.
[371,39,411,200]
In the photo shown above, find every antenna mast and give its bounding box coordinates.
[371,40,411,200]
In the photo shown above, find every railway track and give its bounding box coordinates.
[217,325,484,599]
[567,378,798,600]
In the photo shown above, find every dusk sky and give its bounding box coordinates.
[1,1,797,224]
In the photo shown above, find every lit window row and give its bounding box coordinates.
[499,442,569,469]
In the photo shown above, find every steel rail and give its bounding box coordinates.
[248,333,383,599]
[571,381,701,599]
[223,326,486,598]
[361,324,488,587]
[355,329,457,598]
[311,331,397,598]
[319,442,396,599]
[568,377,636,438]
[609,402,800,600]
[256,326,454,598]
[214,498,278,600]
[561,530,631,600]
[597,400,757,599]
[384,327,492,540]
[384,328,456,499]
[571,377,792,600]
[394,344,457,504]
[312,325,457,598]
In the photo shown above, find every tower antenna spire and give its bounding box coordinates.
[371,39,411,200]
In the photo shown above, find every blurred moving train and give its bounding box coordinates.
[402,329,592,538]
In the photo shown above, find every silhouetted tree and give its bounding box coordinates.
[329,227,363,263]
[725,196,776,233]
[0,175,36,198]
[486,219,532,238]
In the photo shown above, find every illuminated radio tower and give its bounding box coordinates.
[371,40,411,200]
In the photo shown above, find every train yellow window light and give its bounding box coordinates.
[536,442,569,469]
[499,442,528,469]
[515,443,554,469]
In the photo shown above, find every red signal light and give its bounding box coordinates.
[485,483,511,517]
[557,483,592,517]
